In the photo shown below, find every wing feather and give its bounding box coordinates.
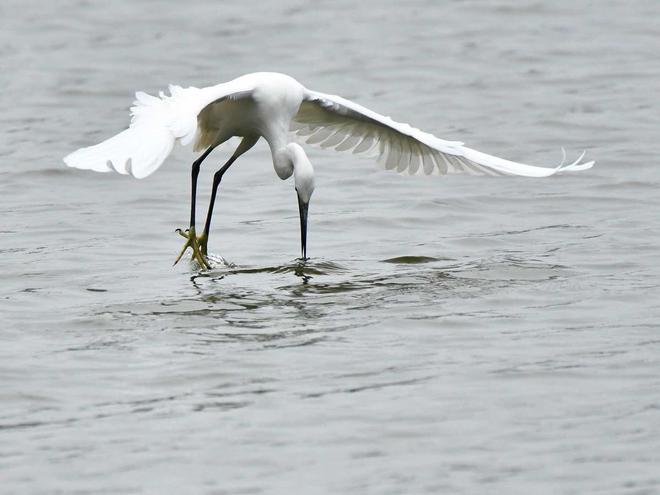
[64,77,259,178]
[335,132,360,152]
[396,138,411,173]
[292,89,594,177]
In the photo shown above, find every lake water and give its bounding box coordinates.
[1,1,659,493]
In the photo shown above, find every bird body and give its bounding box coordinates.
[195,73,304,161]
[63,71,594,265]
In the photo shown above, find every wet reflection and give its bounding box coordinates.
[293,258,312,284]
[98,253,570,353]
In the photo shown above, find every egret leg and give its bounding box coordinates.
[174,145,216,269]
[198,136,259,256]
[198,155,239,256]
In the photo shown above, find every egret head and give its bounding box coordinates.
[287,143,315,259]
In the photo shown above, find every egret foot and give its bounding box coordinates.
[198,232,209,257]
[174,226,211,270]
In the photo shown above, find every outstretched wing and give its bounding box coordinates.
[63,78,257,179]
[292,89,594,177]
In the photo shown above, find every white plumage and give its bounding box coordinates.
[64,71,593,180]
[63,72,594,264]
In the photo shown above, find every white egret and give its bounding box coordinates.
[63,72,594,268]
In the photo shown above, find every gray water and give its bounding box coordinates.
[1,1,660,493]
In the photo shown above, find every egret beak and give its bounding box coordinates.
[297,191,309,260]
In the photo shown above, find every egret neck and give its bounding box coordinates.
[273,143,315,259]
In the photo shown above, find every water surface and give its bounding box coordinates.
[1,1,660,493]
